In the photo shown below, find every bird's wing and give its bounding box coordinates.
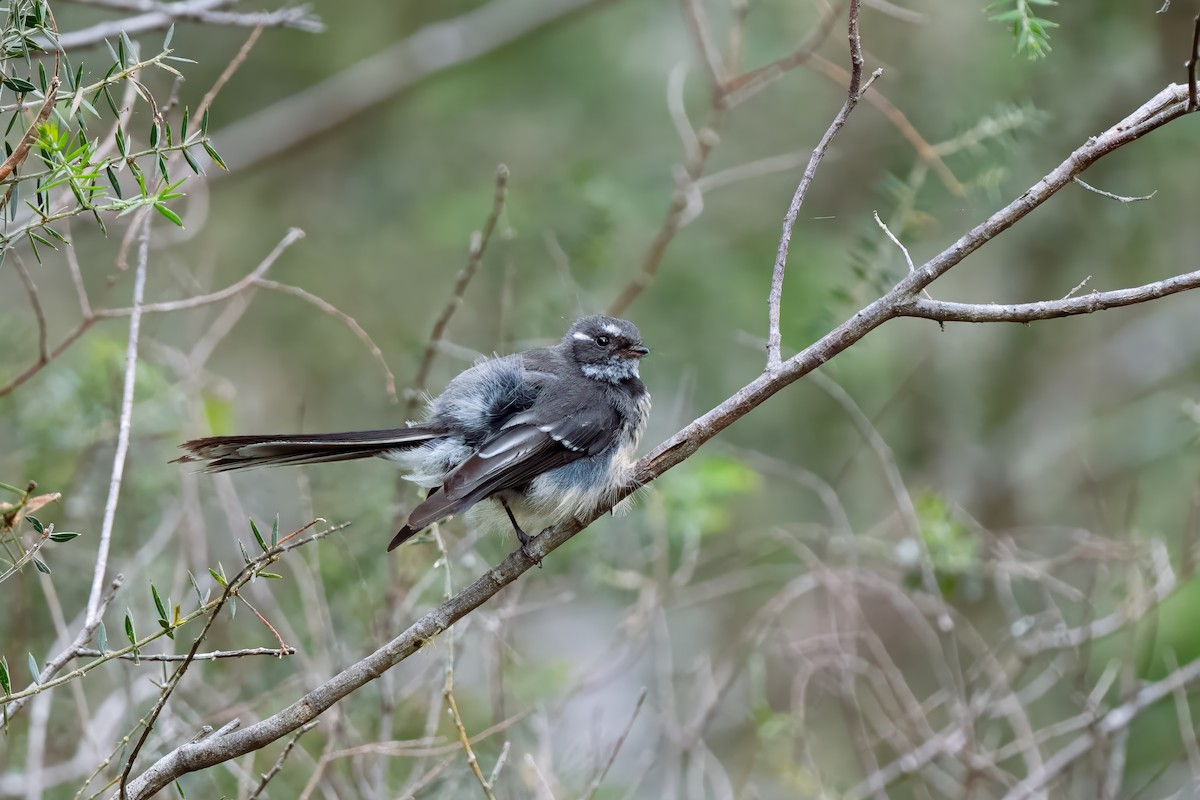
[397,402,621,536]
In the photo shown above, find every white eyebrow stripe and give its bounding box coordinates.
[573,331,592,341]
[602,323,622,336]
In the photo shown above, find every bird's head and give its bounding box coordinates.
[564,315,649,383]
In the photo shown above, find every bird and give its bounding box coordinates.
[174,315,652,553]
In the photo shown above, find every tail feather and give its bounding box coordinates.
[388,488,468,551]
[175,427,439,472]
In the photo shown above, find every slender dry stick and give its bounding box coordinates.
[406,165,509,417]
[11,254,49,362]
[579,688,647,800]
[246,721,318,800]
[0,229,305,397]
[1188,15,1199,111]
[433,528,498,800]
[122,65,1200,800]
[85,215,151,628]
[74,647,295,661]
[898,268,1200,323]
[0,77,59,186]
[250,276,397,402]
[767,0,870,370]
[804,53,964,196]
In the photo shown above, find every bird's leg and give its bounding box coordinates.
[499,497,541,567]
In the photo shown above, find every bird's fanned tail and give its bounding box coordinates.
[174,427,439,472]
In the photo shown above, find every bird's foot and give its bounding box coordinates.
[515,527,542,568]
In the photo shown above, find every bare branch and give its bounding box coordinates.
[1002,654,1200,800]
[1189,14,1200,111]
[407,165,510,416]
[85,217,151,628]
[1073,177,1156,203]
[0,77,59,188]
[54,0,322,52]
[579,688,647,800]
[11,255,48,363]
[99,228,305,317]
[74,647,295,661]
[767,0,870,370]
[251,276,398,403]
[898,268,1200,324]
[246,722,318,800]
[210,0,611,172]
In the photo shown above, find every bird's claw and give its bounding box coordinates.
[515,528,542,568]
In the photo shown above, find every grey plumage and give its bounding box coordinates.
[175,315,652,552]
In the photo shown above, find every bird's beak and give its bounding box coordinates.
[625,345,650,358]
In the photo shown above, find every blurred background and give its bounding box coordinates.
[3,0,1200,797]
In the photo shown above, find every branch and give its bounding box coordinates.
[766,0,871,370]
[407,165,510,417]
[897,268,1200,324]
[54,0,322,51]
[85,216,151,628]
[74,646,295,661]
[208,0,612,172]
[0,77,59,185]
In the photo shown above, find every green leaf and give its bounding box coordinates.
[0,481,26,496]
[258,572,283,579]
[0,656,10,695]
[180,106,189,141]
[32,557,50,574]
[238,539,252,566]
[28,515,43,534]
[182,147,202,175]
[188,570,204,605]
[154,203,183,227]
[163,23,175,50]
[114,126,126,157]
[106,166,122,198]
[271,514,280,547]
[250,518,267,552]
[200,108,209,135]
[27,653,39,683]
[124,611,136,645]
[97,621,108,653]
[202,141,226,170]
[1,75,38,93]
[151,584,167,621]
[49,531,79,542]
[208,566,227,587]
[149,122,158,148]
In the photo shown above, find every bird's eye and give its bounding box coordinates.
[595,335,610,347]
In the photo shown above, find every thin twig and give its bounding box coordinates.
[199,24,264,121]
[806,53,964,196]
[899,268,1200,324]
[247,721,318,800]
[1189,15,1200,111]
[767,0,869,370]
[251,276,397,402]
[11,254,49,362]
[74,647,295,661]
[1073,177,1156,203]
[54,0,321,51]
[407,165,509,417]
[579,688,647,800]
[85,216,150,628]
[0,77,59,186]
